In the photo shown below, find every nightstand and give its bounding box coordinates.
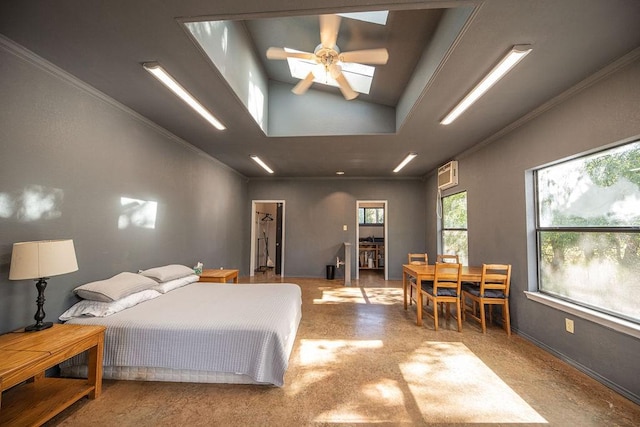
[0,323,106,426]
[199,269,239,283]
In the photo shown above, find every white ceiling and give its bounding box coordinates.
[1,0,639,178]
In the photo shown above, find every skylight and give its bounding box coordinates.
[284,48,375,95]
[338,11,389,26]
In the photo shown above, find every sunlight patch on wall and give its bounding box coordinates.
[185,20,267,133]
[0,185,63,221]
[118,197,158,230]
[399,341,547,423]
[248,71,265,128]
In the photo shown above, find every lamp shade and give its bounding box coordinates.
[9,239,78,280]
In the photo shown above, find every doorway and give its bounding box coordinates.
[251,200,285,277]
[356,200,388,281]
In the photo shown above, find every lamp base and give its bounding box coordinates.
[25,321,53,332]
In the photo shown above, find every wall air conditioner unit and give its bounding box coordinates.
[437,161,458,190]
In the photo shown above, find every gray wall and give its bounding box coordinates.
[267,81,396,136]
[426,55,640,401]
[247,178,427,279]
[0,41,247,334]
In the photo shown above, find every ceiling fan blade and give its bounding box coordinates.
[291,72,315,95]
[339,48,389,65]
[334,72,358,100]
[319,14,341,49]
[266,47,315,60]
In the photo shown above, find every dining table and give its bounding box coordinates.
[402,263,483,326]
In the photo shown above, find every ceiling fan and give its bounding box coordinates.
[266,14,389,100]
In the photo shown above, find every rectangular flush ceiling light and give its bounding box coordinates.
[250,155,274,174]
[440,45,532,125]
[393,152,417,173]
[143,62,226,130]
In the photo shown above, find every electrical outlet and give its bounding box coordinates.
[565,318,574,334]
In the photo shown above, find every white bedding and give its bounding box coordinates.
[61,282,302,387]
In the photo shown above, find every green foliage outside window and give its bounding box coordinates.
[536,141,640,322]
[442,192,468,265]
[359,207,384,225]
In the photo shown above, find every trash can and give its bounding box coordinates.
[326,265,335,280]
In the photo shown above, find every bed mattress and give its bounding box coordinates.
[61,283,302,387]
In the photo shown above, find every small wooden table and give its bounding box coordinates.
[403,264,483,326]
[199,269,239,283]
[0,323,106,426]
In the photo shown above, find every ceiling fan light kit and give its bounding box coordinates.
[266,14,389,100]
[440,45,532,125]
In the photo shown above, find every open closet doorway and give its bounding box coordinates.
[251,200,285,277]
[356,200,388,281]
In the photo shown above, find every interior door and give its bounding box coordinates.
[275,202,283,275]
[251,200,285,277]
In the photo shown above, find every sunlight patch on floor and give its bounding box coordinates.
[286,369,333,396]
[297,339,384,365]
[399,341,548,424]
[312,378,412,424]
[314,287,402,305]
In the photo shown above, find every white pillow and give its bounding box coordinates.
[74,272,157,302]
[152,274,199,294]
[139,264,195,282]
[60,289,161,321]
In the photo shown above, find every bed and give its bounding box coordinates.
[60,278,302,387]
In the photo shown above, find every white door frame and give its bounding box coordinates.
[355,200,388,280]
[251,200,286,277]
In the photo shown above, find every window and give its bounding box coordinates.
[441,191,468,265]
[535,140,640,324]
[359,207,384,226]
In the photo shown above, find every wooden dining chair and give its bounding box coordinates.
[436,254,459,263]
[420,262,462,331]
[407,253,428,306]
[408,253,428,265]
[434,254,459,313]
[462,264,512,335]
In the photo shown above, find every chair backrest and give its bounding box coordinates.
[408,253,428,265]
[480,264,512,296]
[433,262,462,293]
[436,254,459,264]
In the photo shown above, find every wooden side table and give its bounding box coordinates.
[199,269,239,283]
[0,323,106,426]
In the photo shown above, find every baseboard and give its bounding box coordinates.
[515,329,640,405]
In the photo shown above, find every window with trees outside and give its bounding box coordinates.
[359,207,384,225]
[441,191,468,265]
[535,140,640,324]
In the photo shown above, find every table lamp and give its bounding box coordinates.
[9,239,78,331]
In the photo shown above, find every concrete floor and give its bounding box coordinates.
[46,273,640,426]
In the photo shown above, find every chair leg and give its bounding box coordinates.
[503,302,511,336]
[433,299,439,331]
[456,299,462,332]
[479,303,487,333]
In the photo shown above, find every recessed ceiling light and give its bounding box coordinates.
[393,152,417,173]
[336,171,345,175]
[143,62,226,130]
[440,45,532,125]
[250,155,274,174]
